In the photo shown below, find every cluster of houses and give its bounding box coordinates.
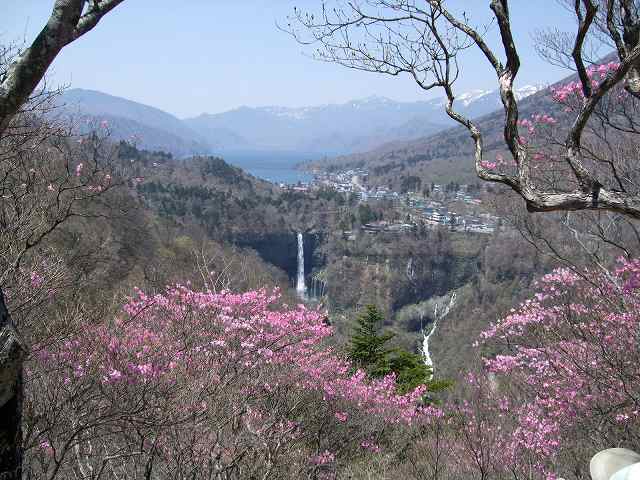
[420,207,497,233]
[406,192,497,234]
[312,168,369,194]
[362,221,415,234]
[357,214,496,236]
[285,184,311,193]
[359,189,400,201]
[454,190,482,205]
[288,167,501,236]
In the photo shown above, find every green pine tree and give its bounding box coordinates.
[387,349,431,394]
[347,305,431,394]
[348,305,394,375]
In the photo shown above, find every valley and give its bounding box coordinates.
[119,142,545,385]
[69,67,580,388]
[3,2,640,477]
[22,55,634,478]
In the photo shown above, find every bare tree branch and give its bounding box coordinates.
[0,0,125,135]
[288,0,640,219]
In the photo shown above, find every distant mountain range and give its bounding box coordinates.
[58,89,210,157]
[56,85,544,158]
[307,78,569,188]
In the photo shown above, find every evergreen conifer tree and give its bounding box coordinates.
[348,305,394,375]
[348,305,431,394]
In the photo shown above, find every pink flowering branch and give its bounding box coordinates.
[476,258,640,476]
[26,285,434,477]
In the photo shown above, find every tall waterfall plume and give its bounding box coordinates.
[423,292,456,379]
[296,233,307,299]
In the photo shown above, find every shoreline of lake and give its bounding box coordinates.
[212,149,335,184]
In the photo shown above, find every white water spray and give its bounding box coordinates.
[406,257,415,280]
[296,233,307,299]
[423,292,456,379]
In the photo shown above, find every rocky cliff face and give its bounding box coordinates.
[233,232,325,287]
[324,232,480,314]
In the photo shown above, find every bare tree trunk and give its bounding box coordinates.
[0,288,24,479]
[0,0,125,135]
[0,2,126,475]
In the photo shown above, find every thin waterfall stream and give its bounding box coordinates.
[296,233,307,299]
[423,292,456,379]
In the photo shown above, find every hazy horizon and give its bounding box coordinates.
[64,85,549,121]
[2,1,580,118]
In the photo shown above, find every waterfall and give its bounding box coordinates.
[406,257,415,279]
[422,318,438,380]
[309,275,327,300]
[422,292,456,379]
[307,270,328,301]
[296,233,307,299]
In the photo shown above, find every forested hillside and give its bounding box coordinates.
[59,89,211,156]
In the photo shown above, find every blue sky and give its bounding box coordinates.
[1,1,579,118]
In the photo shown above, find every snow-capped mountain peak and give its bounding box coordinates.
[183,84,551,154]
[456,89,493,106]
[353,95,395,105]
[452,84,544,107]
[514,84,545,100]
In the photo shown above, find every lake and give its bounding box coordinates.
[212,149,325,184]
